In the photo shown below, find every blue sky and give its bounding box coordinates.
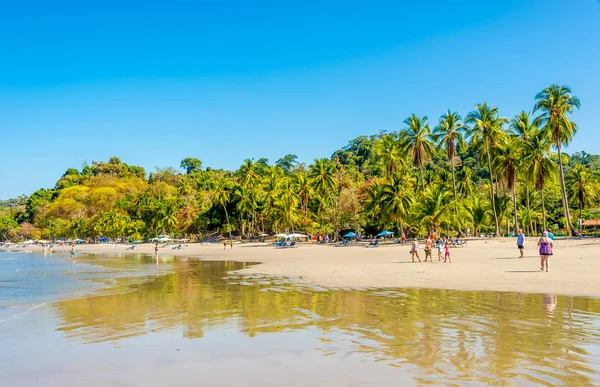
[1,0,599,199]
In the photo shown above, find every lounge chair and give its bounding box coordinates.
[366,240,379,247]
[275,241,288,248]
[172,244,182,250]
[336,240,349,247]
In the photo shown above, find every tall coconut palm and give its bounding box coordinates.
[566,165,597,234]
[466,102,506,236]
[433,110,467,208]
[510,111,537,232]
[211,179,233,241]
[522,131,557,231]
[309,158,339,235]
[399,114,435,191]
[493,134,521,234]
[534,85,581,235]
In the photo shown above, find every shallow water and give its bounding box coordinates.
[1,252,599,386]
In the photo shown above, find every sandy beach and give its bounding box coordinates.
[18,237,599,298]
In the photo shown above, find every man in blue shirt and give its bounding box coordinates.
[516,229,525,258]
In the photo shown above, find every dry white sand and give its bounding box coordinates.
[9,237,600,297]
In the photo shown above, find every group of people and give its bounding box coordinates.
[516,229,554,272]
[409,235,454,263]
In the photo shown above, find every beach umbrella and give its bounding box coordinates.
[376,230,394,237]
[343,232,357,238]
[275,233,288,237]
[288,233,308,238]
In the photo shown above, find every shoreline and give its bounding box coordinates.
[3,237,600,298]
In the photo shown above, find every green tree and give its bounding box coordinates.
[180,158,203,174]
[466,102,505,236]
[400,114,435,191]
[433,110,467,208]
[566,165,597,234]
[534,85,581,235]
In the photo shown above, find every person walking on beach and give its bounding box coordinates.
[537,231,553,272]
[444,238,451,263]
[410,238,420,263]
[436,239,443,261]
[223,240,227,250]
[424,236,433,262]
[516,229,525,258]
[401,232,406,245]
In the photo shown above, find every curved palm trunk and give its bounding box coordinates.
[512,186,519,235]
[419,166,426,191]
[541,189,547,231]
[485,137,500,236]
[222,204,232,241]
[525,184,532,234]
[556,143,577,236]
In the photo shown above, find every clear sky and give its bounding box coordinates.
[1,0,599,199]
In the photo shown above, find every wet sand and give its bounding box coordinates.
[33,237,600,297]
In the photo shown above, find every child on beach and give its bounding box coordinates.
[444,239,451,263]
[436,239,443,261]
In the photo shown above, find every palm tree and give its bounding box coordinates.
[466,102,506,236]
[566,165,597,234]
[211,179,233,241]
[433,110,467,208]
[464,197,490,236]
[419,184,454,233]
[309,158,339,236]
[399,114,435,191]
[379,174,413,234]
[534,85,581,235]
[510,111,537,233]
[375,134,404,178]
[523,131,557,231]
[493,134,521,234]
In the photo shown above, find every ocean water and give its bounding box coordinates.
[1,252,600,386]
[0,251,166,322]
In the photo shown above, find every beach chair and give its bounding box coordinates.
[366,240,379,247]
[287,241,296,248]
[275,241,287,248]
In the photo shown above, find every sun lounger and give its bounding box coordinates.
[366,240,379,247]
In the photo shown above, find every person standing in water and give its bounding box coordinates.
[70,244,76,258]
[516,229,525,258]
[154,243,159,257]
[537,231,553,272]
[410,238,420,263]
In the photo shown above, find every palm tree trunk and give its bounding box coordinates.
[222,205,232,241]
[556,143,577,235]
[525,184,532,234]
[512,186,519,235]
[579,204,583,235]
[420,166,426,191]
[451,162,458,209]
[485,137,500,236]
[541,189,546,231]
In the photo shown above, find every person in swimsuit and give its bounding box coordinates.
[401,232,406,245]
[154,243,159,257]
[424,236,433,262]
[70,244,76,258]
[410,238,420,263]
[537,231,553,272]
[444,239,451,263]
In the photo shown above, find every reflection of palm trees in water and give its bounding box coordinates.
[53,259,600,385]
